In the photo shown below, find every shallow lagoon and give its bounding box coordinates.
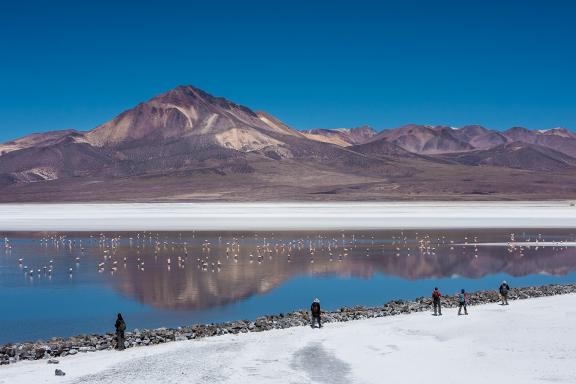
[1,229,576,343]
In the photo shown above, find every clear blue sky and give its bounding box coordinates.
[1,0,575,142]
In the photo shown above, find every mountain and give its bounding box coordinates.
[361,124,576,157]
[369,124,475,154]
[502,127,576,157]
[348,137,420,159]
[0,139,119,182]
[448,125,508,150]
[0,129,84,156]
[0,85,416,199]
[436,142,576,171]
[1,85,576,201]
[85,85,305,150]
[0,86,393,180]
[301,126,376,147]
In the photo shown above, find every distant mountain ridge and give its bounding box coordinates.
[302,122,576,158]
[1,85,575,202]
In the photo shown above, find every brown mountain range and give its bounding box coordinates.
[1,85,576,202]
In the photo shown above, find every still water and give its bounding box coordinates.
[1,229,575,343]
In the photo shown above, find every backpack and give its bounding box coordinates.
[458,293,465,303]
[118,321,126,332]
[311,302,320,315]
[432,291,440,300]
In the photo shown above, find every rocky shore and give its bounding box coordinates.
[2,283,575,366]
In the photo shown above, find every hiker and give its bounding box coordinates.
[457,289,468,315]
[115,313,126,350]
[432,287,442,315]
[499,281,510,305]
[310,298,322,328]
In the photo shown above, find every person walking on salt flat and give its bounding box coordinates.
[457,289,469,315]
[499,281,510,305]
[311,298,322,328]
[115,313,126,350]
[432,287,442,316]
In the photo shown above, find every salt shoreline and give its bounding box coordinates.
[4,287,575,384]
[0,201,575,231]
[2,282,574,367]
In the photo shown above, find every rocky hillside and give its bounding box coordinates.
[301,126,376,146]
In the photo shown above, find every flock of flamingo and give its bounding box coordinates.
[2,230,574,283]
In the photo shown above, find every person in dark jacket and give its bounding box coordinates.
[499,281,510,305]
[115,313,126,350]
[432,287,442,316]
[310,298,322,328]
[457,289,468,315]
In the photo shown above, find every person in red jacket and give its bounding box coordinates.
[432,287,442,316]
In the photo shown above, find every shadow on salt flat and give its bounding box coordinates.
[291,342,351,384]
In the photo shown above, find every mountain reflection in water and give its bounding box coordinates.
[112,231,576,310]
[5,230,575,310]
[2,229,576,342]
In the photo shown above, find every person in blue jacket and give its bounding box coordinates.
[499,281,510,305]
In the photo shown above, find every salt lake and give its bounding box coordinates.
[1,229,576,344]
